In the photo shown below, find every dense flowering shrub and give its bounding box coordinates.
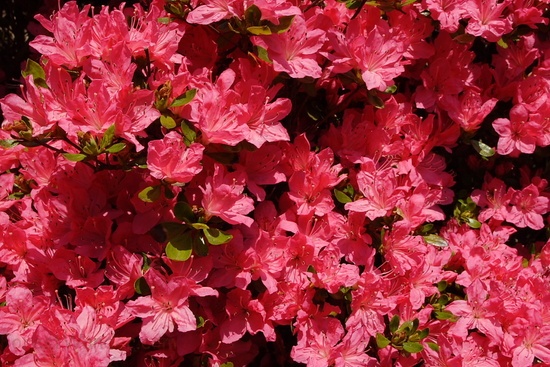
[1,0,550,366]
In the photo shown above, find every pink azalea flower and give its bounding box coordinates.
[147,131,205,184]
[504,310,550,367]
[234,143,286,201]
[30,2,93,68]
[219,288,273,343]
[186,0,242,25]
[252,16,325,79]
[126,269,197,345]
[493,104,538,156]
[440,89,498,132]
[347,271,393,339]
[327,14,406,91]
[464,0,513,42]
[445,279,504,342]
[201,164,255,226]
[333,330,378,367]
[492,35,539,84]
[233,84,291,148]
[423,0,466,32]
[0,74,66,137]
[471,175,514,222]
[105,245,144,299]
[50,248,105,288]
[345,159,405,220]
[189,69,250,145]
[0,287,49,356]
[506,184,549,229]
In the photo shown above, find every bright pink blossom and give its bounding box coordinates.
[147,131,204,184]
[464,0,513,42]
[0,287,49,356]
[219,288,274,343]
[201,164,255,226]
[327,12,406,91]
[252,16,325,79]
[507,184,549,229]
[126,269,197,344]
[30,1,93,68]
[493,104,538,156]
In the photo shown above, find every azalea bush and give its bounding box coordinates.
[1,0,550,365]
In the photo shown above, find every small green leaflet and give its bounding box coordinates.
[471,139,495,159]
[63,153,87,162]
[375,333,391,348]
[138,186,162,203]
[403,341,424,353]
[160,114,177,129]
[170,89,197,108]
[165,231,194,261]
[202,227,233,245]
[22,59,48,88]
[423,234,449,248]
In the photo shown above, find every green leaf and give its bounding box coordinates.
[105,142,126,153]
[437,294,450,306]
[244,4,262,25]
[203,227,233,245]
[334,189,352,204]
[256,46,271,63]
[423,234,449,248]
[436,280,448,292]
[389,315,400,334]
[138,186,162,203]
[376,333,391,348]
[22,59,48,88]
[471,139,495,158]
[197,315,206,328]
[343,184,354,197]
[247,25,272,35]
[427,342,440,352]
[497,38,508,49]
[63,153,87,162]
[419,223,434,234]
[170,88,197,107]
[385,85,398,94]
[367,91,385,109]
[174,201,195,222]
[435,310,457,321]
[100,125,116,150]
[0,139,18,148]
[220,363,234,367]
[160,114,177,129]
[162,222,188,237]
[83,140,100,155]
[165,230,193,261]
[270,16,294,34]
[416,328,429,339]
[181,120,196,147]
[141,253,151,271]
[134,277,151,295]
[191,222,209,230]
[403,341,423,353]
[466,217,482,229]
[193,233,209,256]
[345,0,363,9]
[411,318,419,334]
[399,320,414,334]
[158,16,171,24]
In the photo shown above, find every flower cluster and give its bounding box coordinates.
[1,0,550,366]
